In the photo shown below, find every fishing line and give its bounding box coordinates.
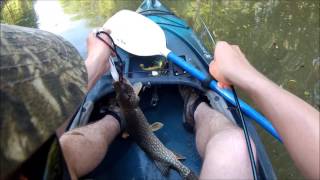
[96,31,124,82]
[231,86,258,180]
[199,15,258,178]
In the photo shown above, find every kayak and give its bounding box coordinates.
[9,0,276,179]
[77,0,275,179]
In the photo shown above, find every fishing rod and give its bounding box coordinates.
[231,86,258,180]
[197,16,258,179]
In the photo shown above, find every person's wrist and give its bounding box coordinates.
[87,48,111,63]
[87,31,113,64]
[96,32,114,53]
[232,65,262,91]
[85,57,110,90]
[85,60,95,87]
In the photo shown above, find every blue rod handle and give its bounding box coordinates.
[167,52,282,142]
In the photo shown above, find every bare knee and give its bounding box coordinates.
[207,128,256,161]
[201,128,257,179]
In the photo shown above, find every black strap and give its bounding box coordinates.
[105,110,125,132]
[96,31,115,52]
[95,31,124,82]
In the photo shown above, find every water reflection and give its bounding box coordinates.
[182,0,320,111]
[1,0,319,179]
[59,0,141,26]
[34,1,92,58]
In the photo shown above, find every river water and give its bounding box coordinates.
[1,0,319,179]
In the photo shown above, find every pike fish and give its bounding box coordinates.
[113,80,197,180]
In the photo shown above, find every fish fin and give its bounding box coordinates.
[133,82,143,95]
[173,151,186,161]
[149,122,164,132]
[121,132,130,139]
[154,160,170,176]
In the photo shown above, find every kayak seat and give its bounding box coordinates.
[84,86,202,180]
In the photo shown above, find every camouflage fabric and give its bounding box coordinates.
[0,24,87,179]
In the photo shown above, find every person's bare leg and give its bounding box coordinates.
[194,102,256,179]
[59,115,120,179]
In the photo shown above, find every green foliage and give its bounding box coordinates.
[0,0,38,28]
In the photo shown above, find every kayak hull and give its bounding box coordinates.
[82,0,276,179]
[86,87,201,179]
[7,0,276,179]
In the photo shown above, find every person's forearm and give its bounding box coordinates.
[85,59,102,90]
[85,55,110,90]
[85,31,112,91]
[236,70,319,179]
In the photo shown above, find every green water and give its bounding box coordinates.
[1,0,319,179]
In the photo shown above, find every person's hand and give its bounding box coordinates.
[209,41,256,88]
[85,29,114,90]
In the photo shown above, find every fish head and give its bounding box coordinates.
[113,80,140,108]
